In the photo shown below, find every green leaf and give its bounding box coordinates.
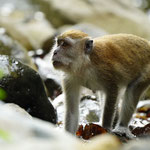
[0,128,11,141]
[0,88,7,101]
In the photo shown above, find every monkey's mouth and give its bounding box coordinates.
[52,61,63,68]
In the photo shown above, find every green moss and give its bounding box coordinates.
[11,72,18,78]
[0,69,5,79]
[0,88,7,101]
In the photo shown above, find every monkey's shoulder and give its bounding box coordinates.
[90,34,150,69]
[93,33,148,44]
[92,33,150,53]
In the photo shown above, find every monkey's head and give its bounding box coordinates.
[51,30,93,73]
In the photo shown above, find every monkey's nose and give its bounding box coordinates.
[52,51,58,61]
[54,50,58,55]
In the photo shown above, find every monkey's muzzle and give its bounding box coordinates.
[52,61,62,67]
[52,55,62,68]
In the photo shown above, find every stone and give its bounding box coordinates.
[0,55,57,124]
[1,103,32,119]
[0,27,36,69]
[121,139,150,150]
[30,0,150,40]
[0,102,81,150]
[83,134,121,150]
[53,92,101,125]
[0,102,121,150]
[44,78,62,100]
[0,0,55,50]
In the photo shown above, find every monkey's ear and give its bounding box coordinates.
[84,39,93,54]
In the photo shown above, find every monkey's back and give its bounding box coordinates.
[90,34,150,82]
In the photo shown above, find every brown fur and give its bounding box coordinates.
[90,34,150,82]
[59,30,88,39]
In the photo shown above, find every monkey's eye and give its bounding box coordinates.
[61,41,70,47]
[57,39,62,45]
[57,39,70,48]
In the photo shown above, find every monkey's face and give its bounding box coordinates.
[52,37,76,70]
[51,33,93,72]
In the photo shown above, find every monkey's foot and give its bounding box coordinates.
[112,127,135,141]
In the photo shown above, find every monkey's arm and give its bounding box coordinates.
[63,77,81,134]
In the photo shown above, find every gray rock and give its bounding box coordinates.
[30,0,150,40]
[0,102,121,150]
[122,139,150,150]
[1,103,32,119]
[0,0,55,50]
[53,92,101,125]
[0,28,36,69]
[0,102,81,150]
[0,55,57,124]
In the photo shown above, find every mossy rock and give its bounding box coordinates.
[0,55,57,124]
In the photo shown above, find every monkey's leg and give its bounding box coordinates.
[115,76,150,137]
[63,78,81,134]
[112,108,119,129]
[119,79,149,127]
[102,85,118,129]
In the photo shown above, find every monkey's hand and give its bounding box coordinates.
[112,126,135,140]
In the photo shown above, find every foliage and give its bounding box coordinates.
[0,69,7,101]
[0,88,7,101]
[0,128,11,141]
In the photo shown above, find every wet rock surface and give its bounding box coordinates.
[0,55,57,124]
[0,27,36,69]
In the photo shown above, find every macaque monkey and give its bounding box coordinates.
[51,30,150,136]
